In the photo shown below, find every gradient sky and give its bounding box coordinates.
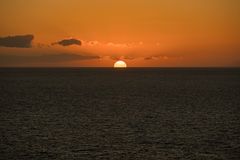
[0,0,240,67]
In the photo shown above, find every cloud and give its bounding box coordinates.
[144,55,170,60]
[123,55,135,60]
[41,53,99,61]
[109,56,120,60]
[87,41,100,46]
[0,53,100,65]
[144,57,154,60]
[108,55,136,61]
[107,42,129,48]
[53,38,82,46]
[0,35,34,48]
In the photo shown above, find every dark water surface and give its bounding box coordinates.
[0,68,239,160]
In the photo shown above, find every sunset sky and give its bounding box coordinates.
[0,0,240,67]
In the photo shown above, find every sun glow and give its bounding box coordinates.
[114,60,127,68]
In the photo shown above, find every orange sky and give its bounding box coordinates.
[0,0,240,67]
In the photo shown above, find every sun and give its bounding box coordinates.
[114,60,127,68]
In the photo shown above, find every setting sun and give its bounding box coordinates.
[114,60,127,68]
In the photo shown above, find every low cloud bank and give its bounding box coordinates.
[0,53,100,65]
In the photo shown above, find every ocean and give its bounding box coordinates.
[0,68,239,159]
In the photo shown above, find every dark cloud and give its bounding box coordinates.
[0,35,34,48]
[144,55,161,60]
[0,53,100,65]
[53,38,82,46]
[144,57,154,60]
